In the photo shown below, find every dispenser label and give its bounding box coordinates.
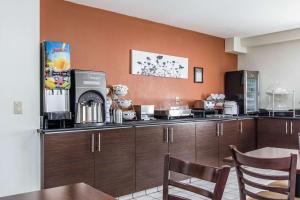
[42,41,71,90]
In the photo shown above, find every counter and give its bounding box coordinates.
[258,116,300,120]
[38,115,255,134]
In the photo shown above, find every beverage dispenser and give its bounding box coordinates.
[70,70,106,127]
[40,41,72,129]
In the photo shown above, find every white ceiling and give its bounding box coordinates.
[66,0,300,38]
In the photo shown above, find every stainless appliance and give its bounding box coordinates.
[113,108,123,124]
[70,70,106,127]
[154,107,193,119]
[225,70,259,114]
[224,101,239,115]
[194,100,215,110]
[134,105,155,120]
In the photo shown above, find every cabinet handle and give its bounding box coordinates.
[170,127,174,143]
[216,123,219,136]
[221,123,224,136]
[165,128,169,143]
[240,121,243,134]
[291,121,293,135]
[286,122,288,135]
[98,133,101,152]
[91,134,95,153]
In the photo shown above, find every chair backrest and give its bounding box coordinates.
[230,145,297,200]
[163,154,230,200]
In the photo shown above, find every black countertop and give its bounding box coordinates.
[38,116,256,134]
[257,116,300,120]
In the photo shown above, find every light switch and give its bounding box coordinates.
[14,101,23,114]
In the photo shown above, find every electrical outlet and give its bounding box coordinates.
[14,101,23,114]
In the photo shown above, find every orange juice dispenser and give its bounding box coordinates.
[40,41,72,129]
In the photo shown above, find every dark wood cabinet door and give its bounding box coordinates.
[168,123,196,161]
[290,120,300,148]
[169,123,196,181]
[237,119,256,152]
[257,118,290,148]
[219,120,238,165]
[195,121,219,167]
[43,131,95,189]
[94,128,135,197]
[135,125,168,191]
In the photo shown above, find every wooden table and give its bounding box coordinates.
[224,147,300,196]
[0,183,115,200]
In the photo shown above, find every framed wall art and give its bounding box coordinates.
[194,67,203,83]
[131,50,189,79]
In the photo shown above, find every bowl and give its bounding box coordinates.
[122,110,136,120]
[117,99,132,109]
[113,85,128,96]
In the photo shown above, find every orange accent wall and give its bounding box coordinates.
[40,0,237,106]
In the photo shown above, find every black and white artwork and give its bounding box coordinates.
[131,50,188,79]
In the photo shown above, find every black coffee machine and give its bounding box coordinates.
[70,70,106,127]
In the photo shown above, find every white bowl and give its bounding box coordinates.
[117,99,132,109]
[113,85,128,96]
[122,111,136,120]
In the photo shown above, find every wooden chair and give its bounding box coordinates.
[163,154,230,200]
[268,133,300,189]
[230,145,298,200]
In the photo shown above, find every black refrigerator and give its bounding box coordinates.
[225,70,259,115]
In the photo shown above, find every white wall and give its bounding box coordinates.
[238,40,300,109]
[0,0,40,197]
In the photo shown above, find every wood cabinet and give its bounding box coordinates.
[135,123,195,191]
[42,118,257,196]
[168,123,196,181]
[135,125,168,191]
[168,123,196,161]
[43,131,95,189]
[196,121,219,167]
[94,128,135,197]
[237,119,256,152]
[196,119,254,167]
[289,120,300,148]
[218,120,239,165]
[43,128,135,197]
[257,118,292,148]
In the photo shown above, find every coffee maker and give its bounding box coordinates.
[40,41,72,129]
[70,70,106,127]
